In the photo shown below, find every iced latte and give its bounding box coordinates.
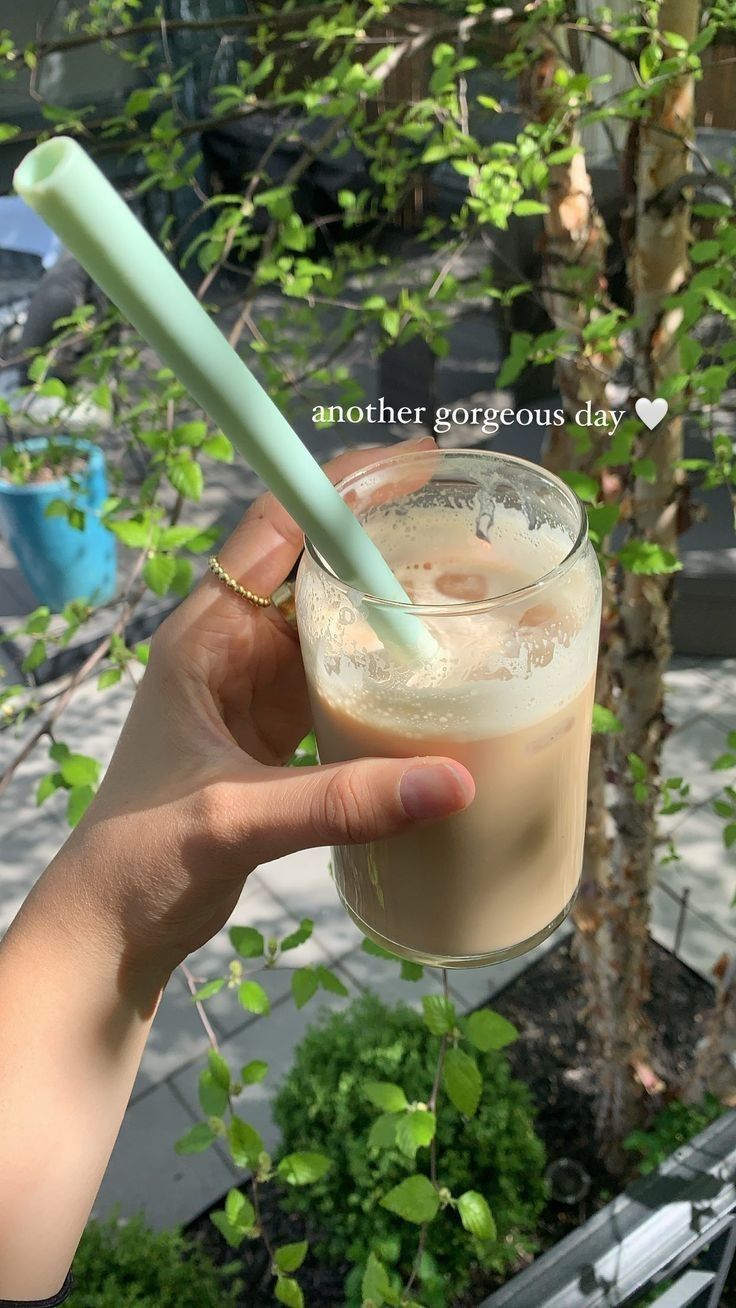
[296,449,602,967]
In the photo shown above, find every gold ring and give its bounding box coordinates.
[208,555,297,627]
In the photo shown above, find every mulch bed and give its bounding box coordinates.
[186,935,715,1306]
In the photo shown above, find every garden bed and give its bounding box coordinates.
[185,935,715,1306]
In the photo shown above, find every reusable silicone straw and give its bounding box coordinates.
[14,137,435,657]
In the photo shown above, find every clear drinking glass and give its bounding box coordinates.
[295,448,601,968]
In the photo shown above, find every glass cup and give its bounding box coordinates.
[295,448,601,968]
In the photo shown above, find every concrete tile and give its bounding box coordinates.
[663,666,728,729]
[131,969,213,1102]
[700,658,736,700]
[661,716,735,803]
[54,677,135,771]
[92,1081,236,1229]
[184,874,335,1040]
[256,845,367,961]
[0,806,69,932]
[170,969,354,1162]
[657,805,736,925]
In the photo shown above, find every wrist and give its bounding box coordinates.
[37,833,173,1013]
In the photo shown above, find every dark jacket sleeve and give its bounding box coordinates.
[0,1271,73,1307]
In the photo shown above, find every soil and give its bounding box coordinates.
[185,937,716,1306]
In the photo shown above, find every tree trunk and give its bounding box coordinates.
[601,0,700,1162]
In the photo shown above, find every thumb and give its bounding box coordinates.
[243,756,475,865]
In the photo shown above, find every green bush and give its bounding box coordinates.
[624,1095,726,1175]
[273,993,547,1305]
[69,1211,242,1307]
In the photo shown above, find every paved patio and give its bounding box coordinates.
[0,649,734,1231]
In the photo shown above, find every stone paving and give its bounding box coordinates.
[0,651,734,1231]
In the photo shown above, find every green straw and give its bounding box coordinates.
[13,137,435,658]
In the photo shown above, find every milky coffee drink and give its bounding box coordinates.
[295,450,602,968]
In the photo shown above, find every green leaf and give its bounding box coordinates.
[66,785,96,827]
[364,1081,408,1112]
[174,1122,216,1155]
[199,1069,229,1116]
[704,288,736,321]
[380,1174,439,1225]
[210,1211,247,1248]
[277,1151,332,1186]
[191,978,226,1001]
[586,503,620,541]
[202,433,234,462]
[143,553,177,596]
[617,540,682,576]
[712,753,736,772]
[368,1113,399,1150]
[457,1191,496,1241]
[97,667,123,690]
[291,967,319,1009]
[168,456,203,501]
[208,1049,231,1091]
[25,606,51,635]
[171,557,193,598]
[395,1109,436,1158]
[49,741,70,763]
[422,994,457,1036]
[228,1115,263,1168]
[225,1186,255,1228]
[464,1009,518,1052]
[592,704,622,734]
[109,518,150,548]
[690,240,720,264]
[279,919,314,952]
[514,199,549,216]
[36,772,63,806]
[443,1047,482,1117]
[275,1277,303,1308]
[361,937,399,960]
[59,753,100,788]
[238,980,270,1015]
[274,1241,308,1273]
[362,1251,392,1306]
[241,1059,268,1084]
[22,640,47,673]
[628,752,647,782]
[400,960,424,981]
[230,925,265,958]
[316,965,349,996]
[560,471,599,503]
[639,42,662,81]
[725,823,736,849]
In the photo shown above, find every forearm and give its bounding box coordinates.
[0,842,167,1299]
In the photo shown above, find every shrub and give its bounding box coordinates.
[69,1211,242,1307]
[624,1095,726,1175]
[272,993,547,1305]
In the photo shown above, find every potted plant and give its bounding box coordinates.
[0,434,116,611]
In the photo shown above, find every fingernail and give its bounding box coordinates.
[406,435,437,448]
[400,763,474,821]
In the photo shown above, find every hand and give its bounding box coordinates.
[58,439,475,986]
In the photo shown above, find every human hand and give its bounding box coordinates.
[56,438,475,986]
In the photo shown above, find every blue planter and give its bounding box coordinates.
[0,437,117,611]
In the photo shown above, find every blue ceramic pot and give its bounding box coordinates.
[0,436,117,611]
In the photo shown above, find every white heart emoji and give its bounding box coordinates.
[635,397,668,430]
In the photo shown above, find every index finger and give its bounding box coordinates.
[195,436,437,615]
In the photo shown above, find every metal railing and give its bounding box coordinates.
[480,1112,736,1308]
